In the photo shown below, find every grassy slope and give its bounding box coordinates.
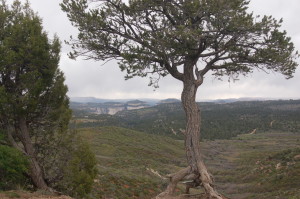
[79,126,186,199]
[79,127,300,199]
[215,132,300,199]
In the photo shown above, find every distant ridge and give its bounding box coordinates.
[70,96,298,105]
[199,97,285,103]
[70,97,160,105]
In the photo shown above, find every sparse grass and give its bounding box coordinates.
[79,126,186,199]
[79,127,300,199]
[212,132,300,199]
[4,191,20,198]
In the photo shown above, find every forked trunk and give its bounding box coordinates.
[18,117,49,190]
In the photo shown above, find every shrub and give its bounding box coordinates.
[0,145,28,190]
[58,140,98,198]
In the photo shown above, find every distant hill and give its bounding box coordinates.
[70,98,183,115]
[70,97,161,105]
[71,100,300,140]
[158,98,181,104]
[202,97,279,103]
[70,96,294,104]
[70,100,151,115]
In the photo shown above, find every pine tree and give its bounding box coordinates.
[0,0,71,190]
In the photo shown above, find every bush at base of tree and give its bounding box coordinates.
[0,145,29,190]
[57,139,98,199]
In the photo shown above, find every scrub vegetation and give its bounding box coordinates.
[75,126,300,199]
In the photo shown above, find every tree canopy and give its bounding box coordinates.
[62,0,298,87]
[0,0,71,190]
[0,0,96,196]
[0,0,69,128]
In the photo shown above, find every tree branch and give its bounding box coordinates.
[163,62,184,81]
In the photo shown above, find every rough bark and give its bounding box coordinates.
[181,80,222,199]
[157,62,223,199]
[17,117,49,190]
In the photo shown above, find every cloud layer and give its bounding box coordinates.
[9,0,300,100]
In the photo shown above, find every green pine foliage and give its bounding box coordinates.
[61,0,298,83]
[0,1,97,196]
[0,0,70,129]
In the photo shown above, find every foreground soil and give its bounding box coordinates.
[0,191,73,199]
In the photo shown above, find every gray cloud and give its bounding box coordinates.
[11,0,300,100]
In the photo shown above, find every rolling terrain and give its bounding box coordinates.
[69,100,300,198]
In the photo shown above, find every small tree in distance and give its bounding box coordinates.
[61,0,298,198]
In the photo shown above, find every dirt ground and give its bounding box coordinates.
[0,190,73,199]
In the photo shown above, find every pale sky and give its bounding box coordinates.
[8,0,300,100]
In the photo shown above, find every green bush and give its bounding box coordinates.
[59,140,98,198]
[0,145,28,190]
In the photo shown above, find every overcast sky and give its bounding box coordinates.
[8,0,300,100]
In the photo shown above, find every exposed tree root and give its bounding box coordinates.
[154,193,228,199]
[155,162,225,199]
[155,167,191,198]
[197,161,223,199]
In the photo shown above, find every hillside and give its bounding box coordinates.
[78,126,300,199]
[78,126,186,199]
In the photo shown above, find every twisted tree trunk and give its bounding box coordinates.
[18,117,49,190]
[181,80,222,199]
[156,63,222,199]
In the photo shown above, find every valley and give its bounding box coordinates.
[79,127,300,199]
[1,99,300,199]
[71,99,300,198]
